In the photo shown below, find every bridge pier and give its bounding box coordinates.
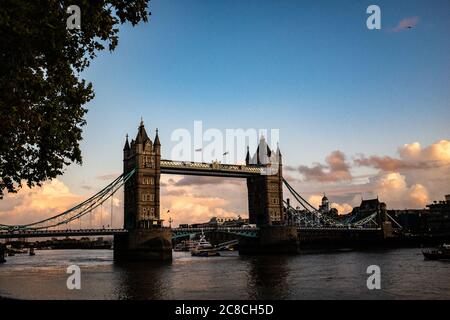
[114,228,172,261]
[239,226,299,255]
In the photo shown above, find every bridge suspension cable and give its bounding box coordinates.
[0,169,136,231]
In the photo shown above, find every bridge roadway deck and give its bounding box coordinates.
[0,229,128,239]
[160,160,263,178]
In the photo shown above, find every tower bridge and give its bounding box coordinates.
[0,120,397,260]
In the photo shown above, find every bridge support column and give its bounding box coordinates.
[239,226,299,255]
[0,243,6,263]
[114,228,172,261]
[382,221,394,239]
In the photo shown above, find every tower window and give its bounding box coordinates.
[142,176,155,185]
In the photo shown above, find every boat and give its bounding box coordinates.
[174,240,197,252]
[173,243,185,252]
[191,232,220,257]
[422,244,450,260]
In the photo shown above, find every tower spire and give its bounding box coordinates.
[245,146,250,164]
[135,118,149,144]
[123,134,130,151]
[154,128,161,146]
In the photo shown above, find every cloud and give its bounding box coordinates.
[288,150,352,182]
[391,16,420,32]
[285,140,449,212]
[0,179,126,228]
[331,203,353,215]
[400,140,450,162]
[354,140,450,171]
[161,194,242,226]
[0,179,83,226]
[370,172,430,209]
[159,175,247,226]
[306,195,353,215]
[354,155,419,171]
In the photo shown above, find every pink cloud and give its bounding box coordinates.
[288,150,352,183]
[0,179,83,226]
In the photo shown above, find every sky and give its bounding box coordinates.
[1,0,449,227]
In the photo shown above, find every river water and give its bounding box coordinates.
[0,248,449,300]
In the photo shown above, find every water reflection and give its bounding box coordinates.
[113,260,172,299]
[245,255,291,299]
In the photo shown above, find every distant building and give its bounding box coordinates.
[387,209,425,234]
[424,195,450,235]
[346,198,387,225]
[388,195,450,236]
[319,194,330,213]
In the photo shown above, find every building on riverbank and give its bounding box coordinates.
[388,195,450,236]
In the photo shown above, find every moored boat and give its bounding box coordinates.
[191,232,220,257]
[422,244,450,260]
[174,240,197,252]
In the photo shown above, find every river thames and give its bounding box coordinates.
[0,248,449,300]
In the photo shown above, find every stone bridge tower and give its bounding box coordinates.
[242,137,299,254]
[246,137,284,226]
[123,120,162,229]
[114,120,171,261]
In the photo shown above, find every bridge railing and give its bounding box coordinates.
[172,226,259,232]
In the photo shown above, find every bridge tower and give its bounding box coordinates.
[242,137,299,254]
[114,120,172,261]
[123,120,162,229]
[246,137,284,226]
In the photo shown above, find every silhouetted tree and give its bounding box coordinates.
[0,0,150,198]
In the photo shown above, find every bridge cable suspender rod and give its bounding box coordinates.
[12,173,123,229]
[37,170,132,229]
[282,178,382,228]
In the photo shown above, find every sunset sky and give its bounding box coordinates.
[1,0,449,227]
